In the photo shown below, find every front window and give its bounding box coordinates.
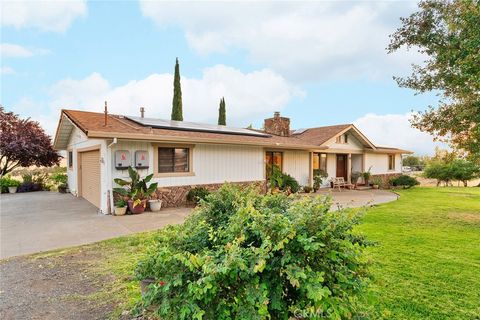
[158,147,190,173]
[68,151,73,168]
[265,151,283,178]
[388,154,395,170]
[313,153,327,175]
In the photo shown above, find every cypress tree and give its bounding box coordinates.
[218,97,226,125]
[171,58,183,121]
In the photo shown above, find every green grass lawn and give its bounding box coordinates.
[357,187,480,319]
[31,187,480,319]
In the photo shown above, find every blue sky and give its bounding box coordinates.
[1,1,443,154]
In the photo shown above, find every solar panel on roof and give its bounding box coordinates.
[292,128,308,135]
[126,116,270,138]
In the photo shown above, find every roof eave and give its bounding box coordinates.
[87,130,327,150]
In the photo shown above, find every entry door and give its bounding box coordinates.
[80,150,101,208]
[336,154,347,179]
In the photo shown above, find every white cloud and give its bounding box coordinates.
[1,66,16,74]
[1,0,87,33]
[1,43,50,58]
[139,1,422,82]
[14,65,300,135]
[354,112,445,156]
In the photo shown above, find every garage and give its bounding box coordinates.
[79,149,101,208]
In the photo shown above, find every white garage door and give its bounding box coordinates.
[80,150,101,208]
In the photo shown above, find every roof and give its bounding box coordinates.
[53,109,412,154]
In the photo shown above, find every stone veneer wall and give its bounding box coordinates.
[371,173,402,188]
[155,180,267,208]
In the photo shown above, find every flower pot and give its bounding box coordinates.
[128,199,147,214]
[148,199,162,212]
[58,186,67,193]
[372,184,379,189]
[114,206,127,216]
[8,187,17,193]
[140,278,156,296]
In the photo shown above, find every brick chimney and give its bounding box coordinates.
[264,111,290,136]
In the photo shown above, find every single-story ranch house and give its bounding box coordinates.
[53,109,412,214]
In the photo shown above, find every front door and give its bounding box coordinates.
[336,154,347,179]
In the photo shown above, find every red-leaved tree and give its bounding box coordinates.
[0,107,60,177]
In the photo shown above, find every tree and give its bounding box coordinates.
[403,155,421,167]
[450,159,480,187]
[0,107,60,177]
[388,0,480,162]
[171,58,183,121]
[217,97,226,125]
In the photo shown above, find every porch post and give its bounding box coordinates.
[347,153,352,183]
[309,152,314,187]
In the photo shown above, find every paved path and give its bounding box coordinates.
[314,188,399,210]
[0,192,191,259]
[0,189,398,260]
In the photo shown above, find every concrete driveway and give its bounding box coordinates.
[0,192,192,259]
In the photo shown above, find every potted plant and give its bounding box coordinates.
[58,183,68,193]
[313,169,328,192]
[351,171,362,188]
[371,176,383,189]
[362,166,372,186]
[113,167,158,215]
[148,193,162,212]
[114,198,128,216]
[3,177,21,193]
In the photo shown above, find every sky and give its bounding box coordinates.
[1,0,445,155]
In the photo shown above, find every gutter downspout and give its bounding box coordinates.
[107,138,118,214]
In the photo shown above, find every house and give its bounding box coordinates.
[53,109,412,214]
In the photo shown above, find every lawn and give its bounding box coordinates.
[25,187,480,319]
[358,187,480,319]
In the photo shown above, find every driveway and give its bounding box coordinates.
[0,192,191,259]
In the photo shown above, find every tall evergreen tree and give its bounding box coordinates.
[171,58,183,121]
[218,97,226,125]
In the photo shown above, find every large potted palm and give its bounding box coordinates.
[113,167,158,214]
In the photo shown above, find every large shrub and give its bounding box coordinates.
[135,184,370,319]
[186,187,210,204]
[390,175,420,189]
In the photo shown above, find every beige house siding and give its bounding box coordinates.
[110,141,265,187]
[66,126,107,213]
[324,132,364,151]
[282,150,310,186]
[365,153,402,174]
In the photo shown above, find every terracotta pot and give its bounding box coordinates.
[128,199,147,214]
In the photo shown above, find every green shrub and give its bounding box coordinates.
[186,187,210,204]
[390,175,420,189]
[0,176,21,192]
[303,185,313,193]
[135,184,371,319]
[50,172,68,185]
[282,173,300,193]
[269,165,300,193]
